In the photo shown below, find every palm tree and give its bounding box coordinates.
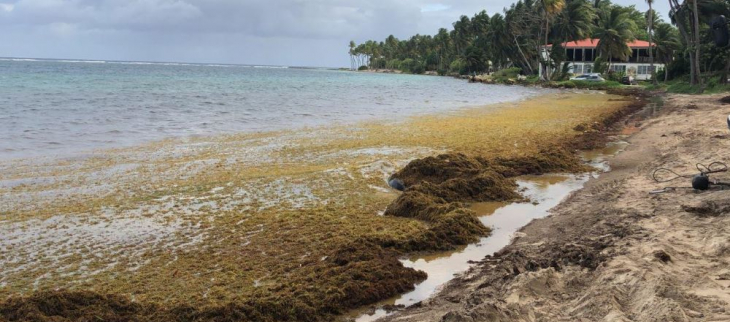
[541,0,566,79]
[489,13,515,71]
[348,41,356,70]
[548,0,595,76]
[452,16,472,56]
[668,0,704,86]
[594,6,636,72]
[691,0,701,86]
[653,22,681,82]
[434,28,451,71]
[553,0,596,42]
[646,0,658,85]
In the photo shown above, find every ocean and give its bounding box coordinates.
[0,58,546,160]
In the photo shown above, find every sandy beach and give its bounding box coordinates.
[377,93,730,321]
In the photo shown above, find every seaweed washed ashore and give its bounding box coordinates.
[0,91,644,321]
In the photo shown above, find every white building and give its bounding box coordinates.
[540,39,664,81]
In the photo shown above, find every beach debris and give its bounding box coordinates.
[388,178,406,191]
[681,200,730,217]
[653,250,672,263]
[441,311,474,322]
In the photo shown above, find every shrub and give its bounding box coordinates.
[386,59,401,70]
[398,58,425,74]
[449,59,466,75]
[606,70,624,82]
[358,65,369,71]
[493,67,522,80]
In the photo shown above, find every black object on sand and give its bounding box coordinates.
[692,174,710,190]
[388,178,405,191]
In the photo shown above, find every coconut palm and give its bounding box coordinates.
[488,13,513,71]
[541,0,566,79]
[547,0,595,78]
[553,0,596,42]
[434,29,451,71]
[348,41,356,70]
[652,22,681,82]
[594,6,636,71]
[646,0,658,84]
[452,16,472,56]
[691,0,701,85]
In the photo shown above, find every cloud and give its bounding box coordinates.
[0,0,668,66]
[6,0,202,29]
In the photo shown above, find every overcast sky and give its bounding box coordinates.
[0,0,670,67]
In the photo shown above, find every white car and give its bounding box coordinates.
[570,74,605,82]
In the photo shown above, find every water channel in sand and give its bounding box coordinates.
[352,141,629,322]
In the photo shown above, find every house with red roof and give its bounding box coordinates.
[541,38,663,81]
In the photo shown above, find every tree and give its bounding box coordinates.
[541,0,567,79]
[553,0,596,43]
[691,0,702,86]
[594,6,636,71]
[647,0,658,84]
[434,29,451,71]
[653,22,681,81]
[452,16,472,56]
[669,0,701,85]
[489,13,517,71]
[550,0,596,77]
[345,0,730,86]
[465,45,489,74]
[348,41,356,70]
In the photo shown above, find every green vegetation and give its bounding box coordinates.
[472,69,621,90]
[348,0,730,94]
[348,0,649,77]
[644,76,730,94]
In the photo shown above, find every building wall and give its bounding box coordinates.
[566,62,665,81]
[539,47,664,81]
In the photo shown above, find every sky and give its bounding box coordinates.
[0,0,670,67]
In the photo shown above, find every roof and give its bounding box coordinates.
[546,38,654,48]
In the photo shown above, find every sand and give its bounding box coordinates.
[378,93,730,321]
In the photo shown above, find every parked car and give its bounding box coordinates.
[621,75,637,85]
[570,74,605,82]
[570,74,590,81]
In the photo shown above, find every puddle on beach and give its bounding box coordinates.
[352,140,628,322]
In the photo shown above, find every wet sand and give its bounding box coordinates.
[377,94,730,321]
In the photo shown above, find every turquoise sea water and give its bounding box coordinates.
[0,58,548,160]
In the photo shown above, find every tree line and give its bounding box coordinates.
[348,0,730,87]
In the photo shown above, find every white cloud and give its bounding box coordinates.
[48,21,77,36]
[421,4,450,13]
[0,0,671,66]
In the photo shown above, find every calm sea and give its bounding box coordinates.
[0,58,548,160]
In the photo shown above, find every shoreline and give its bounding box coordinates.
[351,141,630,322]
[378,93,730,321]
[0,91,640,322]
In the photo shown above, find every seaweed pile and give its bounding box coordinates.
[0,149,593,322]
